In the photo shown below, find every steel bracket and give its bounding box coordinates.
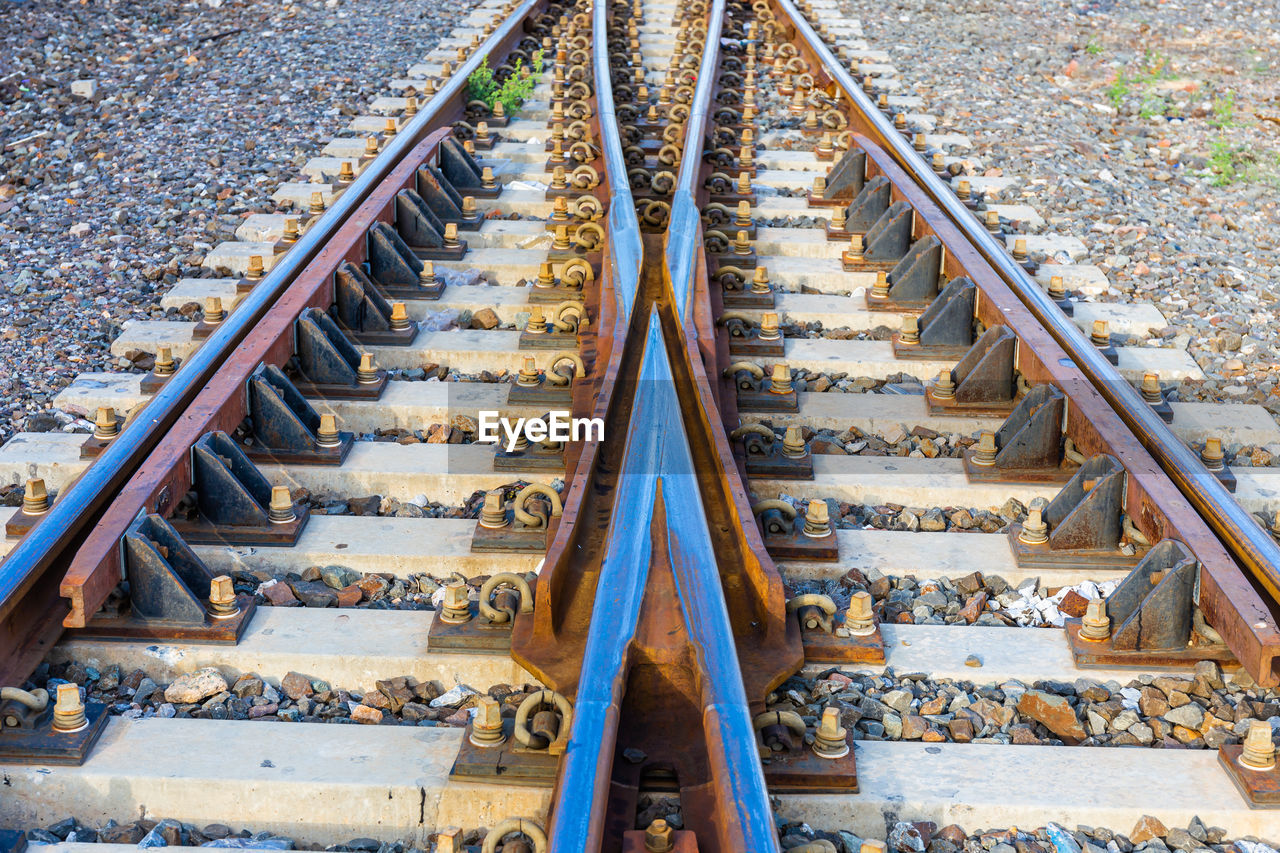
[493,445,566,472]
[892,276,976,360]
[1218,745,1280,808]
[727,333,784,358]
[1010,454,1140,570]
[963,384,1074,483]
[928,324,1017,416]
[395,188,468,260]
[74,513,255,643]
[764,520,838,561]
[291,308,389,399]
[742,445,814,480]
[333,262,418,346]
[169,431,309,545]
[518,330,579,350]
[0,702,109,767]
[427,601,518,654]
[246,364,354,465]
[758,737,859,794]
[1067,539,1233,668]
[847,200,911,268]
[417,164,484,230]
[801,624,885,664]
[366,222,444,299]
[867,235,943,311]
[822,146,866,202]
[737,388,798,413]
[449,717,560,783]
[471,515,553,553]
[843,174,890,233]
[507,380,574,407]
[440,136,500,198]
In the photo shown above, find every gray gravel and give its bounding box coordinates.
[838,0,1280,418]
[0,0,482,443]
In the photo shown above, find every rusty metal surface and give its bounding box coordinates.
[0,0,548,687]
[772,0,1280,685]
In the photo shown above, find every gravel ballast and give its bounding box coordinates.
[0,0,481,442]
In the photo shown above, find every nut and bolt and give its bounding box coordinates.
[316,414,342,448]
[1079,597,1111,641]
[22,478,49,515]
[802,499,832,538]
[898,315,919,345]
[843,590,875,637]
[751,267,771,294]
[154,345,176,377]
[769,363,792,395]
[931,369,956,400]
[812,706,849,759]
[1201,437,1225,471]
[1019,502,1050,545]
[268,485,297,524]
[208,575,240,618]
[52,683,87,733]
[357,353,380,385]
[469,696,507,748]
[480,490,510,529]
[440,581,473,624]
[1140,372,1163,404]
[517,358,542,387]
[758,312,780,342]
[203,296,225,324]
[94,406,120,440]
[782,426,808,459]
[972,431,998,466]
[1090,320,1111,348]
[1240,719,1277,771]
[390,302,411,333]
[420,260,439,286]
[644,819,674,853]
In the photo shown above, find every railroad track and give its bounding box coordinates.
[1,0,1279,851]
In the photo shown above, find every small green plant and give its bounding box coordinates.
[1208,92,1239,129]
[1106,72,1131,108]
[1085,38,1103,56]
[1207,138,1245,186]
[467,49,545,115]
[1138,92,1170,119]
[467,57,498,105]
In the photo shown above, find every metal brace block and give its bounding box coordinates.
[866,235,943,312]
[1066,539,1233,668]
[0,703,109,766]
[366,222,443,300]
[727,334,784,358]
[843,175,890,232]
[823,147,866,202]
[744,449,814,480]
[1218,745,1280,808]
[72,513,256,643]
[427,601,516,654]
[801,626,885,664]
[507,382,573,408]
[169,431,309,546]
[470,516,552,554]
[245,364,354,465]
[1009,454,1142,571]
[722,290,774,309]
[449,717,559,784]
[963,384,1075,484]
[737,389,798,413]
[439,136,500,198]
[927,324,1018,417]
[518,331,579,350]
[334,262,418,346]
[291,308,389,400]
[759,740,859,793]
[764,524,838,561]
[493,447,565,472]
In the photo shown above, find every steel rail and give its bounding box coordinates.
[593,0,644,321]
[663,0,726,320]
[0,0,541,628]
[774,0,1280,607]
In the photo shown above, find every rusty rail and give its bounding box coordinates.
[0,0,545,687]
[768,0,1280,684]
